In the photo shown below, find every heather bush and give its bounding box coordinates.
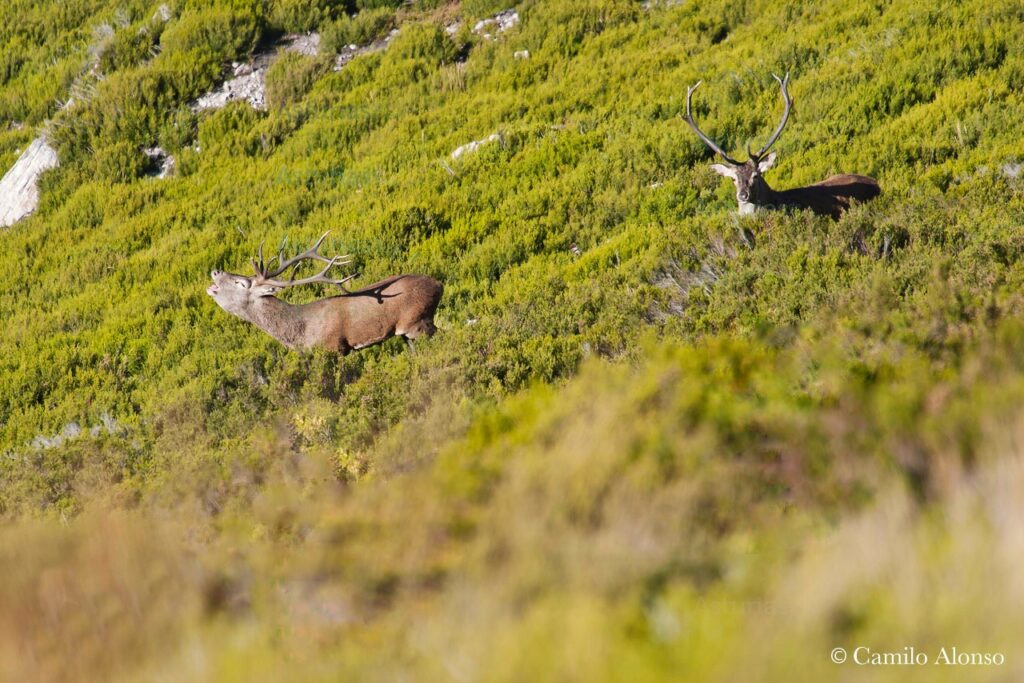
[320,6,395,52]
[265,51,331,110]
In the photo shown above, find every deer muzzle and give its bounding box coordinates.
[207,270,221,296]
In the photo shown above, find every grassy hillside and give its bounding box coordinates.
[1,0,1023,680]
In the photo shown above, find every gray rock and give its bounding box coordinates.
[143,146,175,179]
[474,9,519,37]
[332,29,400,72]
[0,137,59,228]
[451,133,502,160]
[284,32,320,57]
[192,68,267,112]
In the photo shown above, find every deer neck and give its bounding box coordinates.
[246,296,311,349]
[741,177,778,214]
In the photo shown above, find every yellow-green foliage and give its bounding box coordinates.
[269,0,345,33]
[321,6,395,52]
[1,0,1024,680]
[159,3,263,62]
[265,52,332,110]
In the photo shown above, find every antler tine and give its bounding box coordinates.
[273,236,288,275]
[750,71,792,160]
[261,255,358,292]
[682,80,743,166]
[251,242,267,277]
[261,231,342,280]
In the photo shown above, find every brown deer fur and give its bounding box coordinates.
[207,235,442,354]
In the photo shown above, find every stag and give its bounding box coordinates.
[207,233,442,353]
[684,73,880,220]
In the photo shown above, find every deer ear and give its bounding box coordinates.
[709,163,737,179]
[757,152,777,172]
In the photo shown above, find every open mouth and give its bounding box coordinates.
[206,284,219,296]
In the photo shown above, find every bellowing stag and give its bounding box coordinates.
[207,233,442,353]
[684,73,880,219]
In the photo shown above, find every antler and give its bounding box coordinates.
[683,80,743,166]
[748,72,792,161]
[251,231,356,290]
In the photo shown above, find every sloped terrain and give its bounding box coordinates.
[1,0,1023,680]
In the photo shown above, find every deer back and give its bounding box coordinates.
[314,274,443,352]
[774,174,881,219]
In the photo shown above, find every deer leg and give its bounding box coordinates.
[404,337,416,353]
[400,318,436,342]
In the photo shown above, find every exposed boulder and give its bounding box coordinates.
[332,28,399,71]
[191,28,398,112]
[0,137,59,228]
[192,47,276,112]
[473,9,519,39]
[451,133,502,160]
[284,32,320,57]
[143,146,175,178]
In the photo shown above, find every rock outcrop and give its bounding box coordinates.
[446,8,519,41]
[0,137,59,228]
[192,53,274,112]
[192,29,399,112]
[143,146,175,178]
[451,133,502,160]
[332,28,399,71]
[473,9,519,39]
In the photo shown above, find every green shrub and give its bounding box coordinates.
[0,36,27,86]
[197,102,263,156]
[265,52,331,110]
[519,0,639,57]
[159,6,262,63]
[92,140,147,183]
[321,7,395,52]
[352,0,404,9]
[157,107,198,152]
[269,0,346,33]
[98,24,162,73]
[461,0,513,20]
[389,22,457,64]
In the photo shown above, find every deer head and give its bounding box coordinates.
[684,73,792,214]
[207,232,355,321]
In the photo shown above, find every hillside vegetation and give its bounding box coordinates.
[1,0,1023,680]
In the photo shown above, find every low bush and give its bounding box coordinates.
[265,52,332,110]
[159,5,262,63]
[269,0,347,33]
[321,7,395,52]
